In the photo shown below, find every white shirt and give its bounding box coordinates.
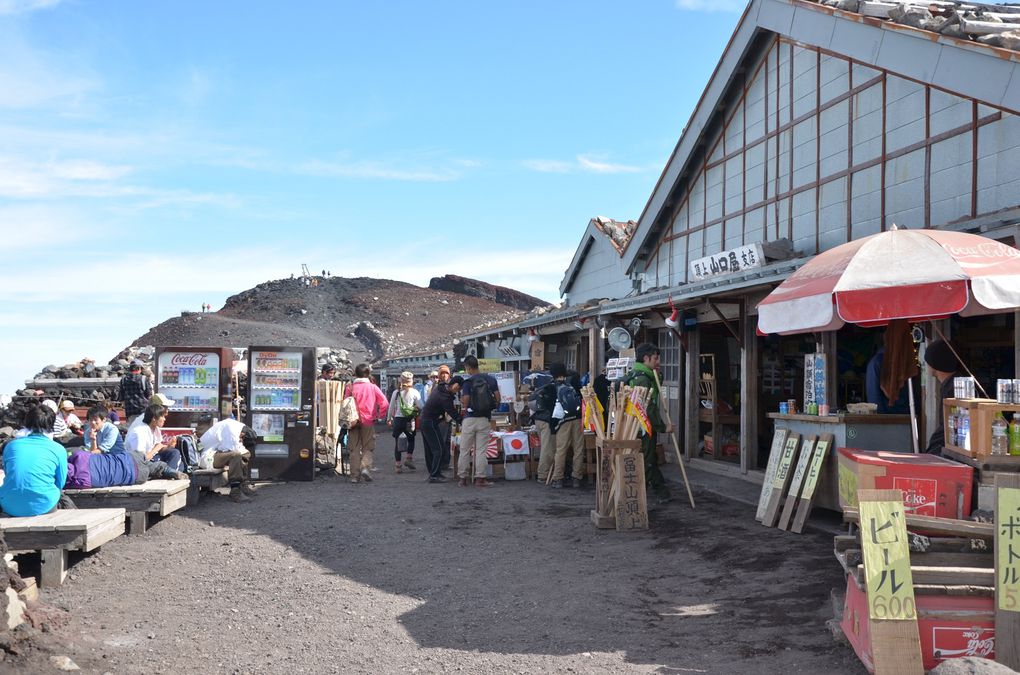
[124,423,160,457]
[199,419,248,468]
[53,412,82,436]
[387,388,422,421]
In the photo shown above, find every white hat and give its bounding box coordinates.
[41,399,58,413]
[150,392,176,407]
[59,400,76,411]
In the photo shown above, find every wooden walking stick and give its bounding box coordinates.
[651,369,696,509]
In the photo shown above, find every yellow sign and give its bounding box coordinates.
[838,462,859,508]
[477,358,501,373]
[860,498,917,621]
[998,486,1020,612]
[800,438,829,497]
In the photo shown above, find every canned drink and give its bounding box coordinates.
[788,399,797,415]
[819,404,830,416]
[779,402,789,415]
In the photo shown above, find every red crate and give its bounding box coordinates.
[837,448,974,519]
[841,575,994,672]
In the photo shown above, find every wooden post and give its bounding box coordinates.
[591,439,641,529]
[40,549,68,588]
[614,452,648,531]
[777,435,816,530]
[684,327,700,461]
[756,428,789,522]
[790,434,833,534]
[857,488,923,675]
[761,433,801,528]
[740,299,759,473]
[127,511,148,536]
[996,473,1020,670]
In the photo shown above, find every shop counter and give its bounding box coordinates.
[767,413,913,511]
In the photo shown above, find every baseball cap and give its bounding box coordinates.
[129,359,143,370]
[438,365,451,376]
[150,392,176,406]
[59,400,75,411]
[321,363,336,373]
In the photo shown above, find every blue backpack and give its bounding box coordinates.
[557,383,581,416]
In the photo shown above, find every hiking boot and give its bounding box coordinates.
[403,458,416,470]
[395,463,403,474]
[458,478,469,487]
[654,489,673,505]
[240,483,257,497]
[428,476,447,483]
[360,470,373,482]
[575,476,590,490]
[550,479,563,489]
[349,477,360,484]
[473,478,493,488]
[171,471,189,481]
[228,488,251,503]
[562,477,573,489]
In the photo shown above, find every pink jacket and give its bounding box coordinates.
[350,378,388,425]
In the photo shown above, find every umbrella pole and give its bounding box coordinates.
[908,376,919,454]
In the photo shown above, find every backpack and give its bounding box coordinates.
[468,375,497,416]
[397,391,418,418]
[527,385,553,417]
[557,383,581,417]
[338,395,360,428]
[175,434,200,473]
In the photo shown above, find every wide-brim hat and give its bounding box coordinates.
[150,392,176,407]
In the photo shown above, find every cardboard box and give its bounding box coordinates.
[837,448,974,519]
[841,575,994,672]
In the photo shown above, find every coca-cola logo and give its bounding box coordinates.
[170,353,209,366]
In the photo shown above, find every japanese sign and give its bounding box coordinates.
[530,340,545,370]
[803,353,827,407]
[772,435,801,489]
[477,358,501,373]
[800,437,830,498]
[615,453,648,531]
[860,496,917,621]
[689,243,765,281]
[998,485,1020,613]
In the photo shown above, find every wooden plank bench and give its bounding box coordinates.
[0,508,125,587]
[186,468,229,505]
[66,479,190,535]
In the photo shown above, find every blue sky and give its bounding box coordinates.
[0,0,745,396]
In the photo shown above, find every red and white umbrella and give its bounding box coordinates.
[757,228,1020,335]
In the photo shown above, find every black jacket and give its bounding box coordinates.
[421,383,462,425]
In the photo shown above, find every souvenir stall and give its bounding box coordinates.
[756,228,1020,671]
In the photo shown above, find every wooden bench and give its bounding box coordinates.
[65,479,190,535]
[186,468,229,505]
[0,508,125,587]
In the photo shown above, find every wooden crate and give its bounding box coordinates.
[942,398,1020,458]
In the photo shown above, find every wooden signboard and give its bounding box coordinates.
[756,427,789,522]
[996,473,1020,670]
[530,340,545,371]
[590,439,641,530]
[614,453,648,531]
[858,488,923,675]
[790,433,832,534]
[777,435,817,531]
[761,433,801,528]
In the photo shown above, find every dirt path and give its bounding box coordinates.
[7,435,864,674]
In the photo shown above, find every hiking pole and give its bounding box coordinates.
[651,369,696,509]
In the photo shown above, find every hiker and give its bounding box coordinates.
[421,375,464,483]
[83,405,126,454]
[625,342,673,502]
[549,363,586,489]
[52,400,85,448]
[457,355,500,487]
[348,363,389,483]
[387,371,423,473]
[436,365,454,471]
[66,442,187,489]
[529,371,558,483]
[118,359,152,424]
[0,404,76,516]
[198,418,258,502]
[124,402,185,471]
[423,370,439,399]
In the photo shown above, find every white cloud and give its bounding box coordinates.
[675,0,746,11]
[523,154,643,175]
[0,204,90,251]
[0,0,63,15]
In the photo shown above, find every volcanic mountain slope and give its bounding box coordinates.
[131,276,551,363]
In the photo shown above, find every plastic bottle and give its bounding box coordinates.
[947,407,957,447]
[960,409,970,452]
[1009,414,1020,456]
[992,413,1008,456]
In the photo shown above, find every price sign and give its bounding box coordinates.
[998,486,1020,612]
[860,495,917,621]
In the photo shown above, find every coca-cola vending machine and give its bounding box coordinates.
[245,346,316,482]
[154,347,235,429]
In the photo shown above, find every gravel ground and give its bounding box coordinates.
[4,433,865,674]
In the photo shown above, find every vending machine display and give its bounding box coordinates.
[246,346,315,481]
[154,347,235,428]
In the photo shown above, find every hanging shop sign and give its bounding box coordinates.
[689,242,765,281]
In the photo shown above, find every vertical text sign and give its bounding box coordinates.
[801,438,830,499]
[998,485,1020,612]
[860,496,917,621]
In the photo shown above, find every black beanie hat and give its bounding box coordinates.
[924,339,960,373]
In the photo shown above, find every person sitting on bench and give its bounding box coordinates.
[198,419,257,503]
[0,404,77,516]
[83,405,126,454]
[125,402,183,471]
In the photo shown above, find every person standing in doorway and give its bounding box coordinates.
[625,342,673,503]
[348,363,389,483]
[457,356,499,487]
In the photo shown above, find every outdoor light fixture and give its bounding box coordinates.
[665,295,680,329]
[629,317,643,332]
[528,328,539,343]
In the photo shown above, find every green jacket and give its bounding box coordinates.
[625,362,666,434]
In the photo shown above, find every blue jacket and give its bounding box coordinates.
[83,421,125,454]
[0,433,68,517]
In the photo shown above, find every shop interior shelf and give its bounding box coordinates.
[250,407,299,412]
[943,446,1020,471]
[159,384,218,389]
[253,368,301,374]
[252,385,300,390]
